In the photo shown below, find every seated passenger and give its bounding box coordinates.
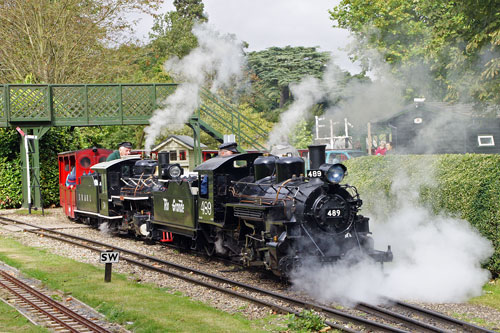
[65,167,76,188]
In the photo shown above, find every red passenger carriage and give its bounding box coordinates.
[58,148,112,218]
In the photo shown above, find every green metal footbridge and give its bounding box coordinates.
[0,84,268,209]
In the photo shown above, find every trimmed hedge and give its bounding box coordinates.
[0,157,23,208]
[0,127,82,208]
[344,154,500,276]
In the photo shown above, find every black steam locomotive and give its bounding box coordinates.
[61,145,392,277]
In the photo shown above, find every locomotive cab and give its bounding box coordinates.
[194,152,262,226]
[87,156,140,219]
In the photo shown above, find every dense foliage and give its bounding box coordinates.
[247,46,330,109]
[286,310,326,332]
[344,154,500,276]
[0,0,161,84]
[0,127,82,208]
[330,0,500,112]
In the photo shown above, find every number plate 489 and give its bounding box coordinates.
[307,170,323,178]
[326,209,342,217]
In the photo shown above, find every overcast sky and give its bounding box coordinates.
[129,0,359,73]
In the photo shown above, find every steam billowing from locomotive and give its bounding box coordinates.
[290,164,493,305]
[144,23,246,153]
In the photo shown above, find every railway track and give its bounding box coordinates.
[0,270,110,333]
[0,215,497,333]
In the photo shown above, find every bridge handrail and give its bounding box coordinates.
[200,89,268,139]
[199,104,266,151]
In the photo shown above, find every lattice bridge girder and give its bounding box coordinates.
[0,84,178,127]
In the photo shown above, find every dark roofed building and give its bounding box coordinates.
[371,101,500,154]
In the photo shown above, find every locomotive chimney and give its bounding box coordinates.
[309,144,326,169]
[158,152,170,167]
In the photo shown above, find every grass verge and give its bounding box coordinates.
[0,299,48,333]
[470,279,500,311]
[0,236,283,332]
[14,209,48,216]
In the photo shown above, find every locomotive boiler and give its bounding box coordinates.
[60,144,392,277]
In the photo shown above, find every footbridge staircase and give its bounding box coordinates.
[0,83,269,208]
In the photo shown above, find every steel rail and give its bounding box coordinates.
[356,302,446,333]
[4,215,491,333]
[389,300,497,333]
[0,270,110,333]
[0,217,362,333]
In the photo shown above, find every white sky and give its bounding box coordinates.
[129,0,360,73]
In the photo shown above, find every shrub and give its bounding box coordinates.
[0,157,23,208]
[0,127,83,208]
[286,310,326,332]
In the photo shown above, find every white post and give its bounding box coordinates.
[330,119,334,149]
[24,135,31,208]
[24,135,37,209]
[367,122,372,155]
[315,116,320,140]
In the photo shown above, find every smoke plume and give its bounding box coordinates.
[144,23,246,152]
[291,164,493,305]
[267,61,345,150]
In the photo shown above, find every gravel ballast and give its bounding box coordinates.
[1,208,499,331]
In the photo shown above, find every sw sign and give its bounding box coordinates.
[100,251,120,263]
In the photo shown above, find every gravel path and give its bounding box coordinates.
[1,208,499,332]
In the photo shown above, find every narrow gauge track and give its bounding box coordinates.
[379,300,497,333]
[0,216,495,333]
[0,270,110,333]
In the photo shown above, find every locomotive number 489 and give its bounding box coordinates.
[327,209,342,217]
[307,170,323,178]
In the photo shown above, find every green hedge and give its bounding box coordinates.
[0,157,23,208]
[344,154,500,276]
[0,127,82,208]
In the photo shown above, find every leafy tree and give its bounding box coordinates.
[330,0,500,110]
[149,0,207,60]
[0,0,161,84]
[247,46,330,108]
[290,120,314,149]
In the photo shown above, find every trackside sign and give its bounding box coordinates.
[100,251,120,263]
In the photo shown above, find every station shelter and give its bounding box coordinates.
[154,135,209,173]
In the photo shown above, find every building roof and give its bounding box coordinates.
[371,101,474,126]
[154,135,208,151]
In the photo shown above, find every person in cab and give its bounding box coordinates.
[106,142,132,161]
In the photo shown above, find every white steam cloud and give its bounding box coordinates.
[291,166,493,305]
[144,23,246,152]
[267,62,345,150]
[266,54,405,151]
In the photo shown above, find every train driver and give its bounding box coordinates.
[218,142,239,157]
[200,142,239,196]
[106,141,132,161]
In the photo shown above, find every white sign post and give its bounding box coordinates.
[100,250,120,282]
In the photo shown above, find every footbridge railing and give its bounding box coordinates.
[0,83,269,208]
